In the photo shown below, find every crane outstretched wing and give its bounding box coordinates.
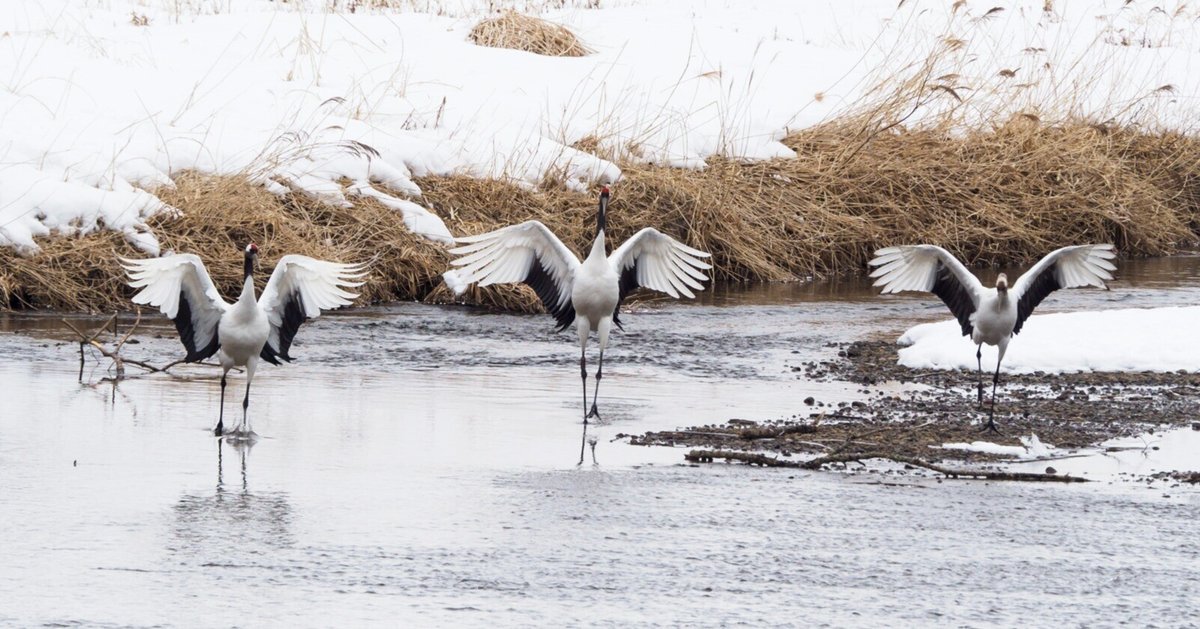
[607,228,711,328]
[1010,244,1116,334]
[448,221,582,332]
[869,245,985,336]
[121,254,228,362]
[257,256,366,364]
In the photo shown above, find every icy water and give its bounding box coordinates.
[3,257,1200,627]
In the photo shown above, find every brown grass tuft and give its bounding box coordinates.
[2,121,1198,314]
[423,120,1200,311]
[0,174,447,312]
[468,11,590,57]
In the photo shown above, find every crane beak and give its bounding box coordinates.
[996,273,1008,292]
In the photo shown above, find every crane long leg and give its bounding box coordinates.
[579,348,588,466]
[235,361,258,436]
[580,349,588,419]
[976,345,984,406]
[240,381,252,434]
[982,355,1003,434]
[586,350,604,420]
[579,421,590,467]
[215,372,228,437]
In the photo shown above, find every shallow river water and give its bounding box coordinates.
[2,257,1200,627]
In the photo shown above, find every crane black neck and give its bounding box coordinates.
[596,192,609,238]
[243,250,255,280]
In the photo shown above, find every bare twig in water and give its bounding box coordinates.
[62,311,190,378]
[684,449,1088,483]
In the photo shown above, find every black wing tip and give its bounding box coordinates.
[258,347,283,365]
[1014,264,1062,335]
[182,350,213,363]
[258,347,281,365]
[265,291,309,365]
[173,290,220,362]
[930,262,976,339]
[524,257,576,332]
[259,342,297,366]
[551,303,576,332]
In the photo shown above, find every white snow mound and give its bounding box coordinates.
[940,435,1054,459]
[899,307,1200,375]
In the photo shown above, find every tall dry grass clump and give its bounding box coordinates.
[437,122,1199,275]
[773,119,1200,270]
[0,174,447,312]
[468,11,590,57]
[417,120,1200,312]
[1,124,1198,313]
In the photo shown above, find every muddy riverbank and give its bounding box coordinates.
[632,337,1200,471]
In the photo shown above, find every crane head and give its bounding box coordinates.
[243,242,260,279]
[996,272,1008,293]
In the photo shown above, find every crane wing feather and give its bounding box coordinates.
[258,255,366,364]
[121,254,228,362]
[448,221,581,332]
[1011,244,1115,334]
[869,245,984,337]
[608,228,711,329]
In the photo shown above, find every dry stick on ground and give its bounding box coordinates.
[737,424,818,440]
[822,420,937,457]
[684,449,1087,483]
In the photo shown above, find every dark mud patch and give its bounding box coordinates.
[632,339,1200,467]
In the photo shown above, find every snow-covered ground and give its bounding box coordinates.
[2,0,1198,252]
[898,306,1200,374]
[941,433,1052,458]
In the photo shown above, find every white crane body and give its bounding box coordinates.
[446,187,711,463]
[123,244,364,437]
[869,243,1117,431]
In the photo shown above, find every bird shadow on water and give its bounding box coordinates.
[168,439,294,563]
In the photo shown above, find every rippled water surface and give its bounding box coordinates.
[2,257,1199,627]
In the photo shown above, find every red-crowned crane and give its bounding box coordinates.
[446,187,712,463]
[123,244,365,438]
[869,244,1117,432]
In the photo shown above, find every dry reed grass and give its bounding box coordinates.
[0,174,446,312]
[421,119,1200,311]
[1,120,1197,313]
[468,11,590,57]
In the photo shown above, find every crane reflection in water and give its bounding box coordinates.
[169,439,294,557]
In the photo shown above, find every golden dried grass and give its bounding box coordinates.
[421,119,1200,312]
[0,173,446,311]
[468,11,590,57]
[1,120,1197,313]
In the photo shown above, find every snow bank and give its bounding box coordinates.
[898,307,1200,374]
[940,434,1053,459]
[1009,425,1200,480]
[2,0,1198,252]
[0,165,168,254]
